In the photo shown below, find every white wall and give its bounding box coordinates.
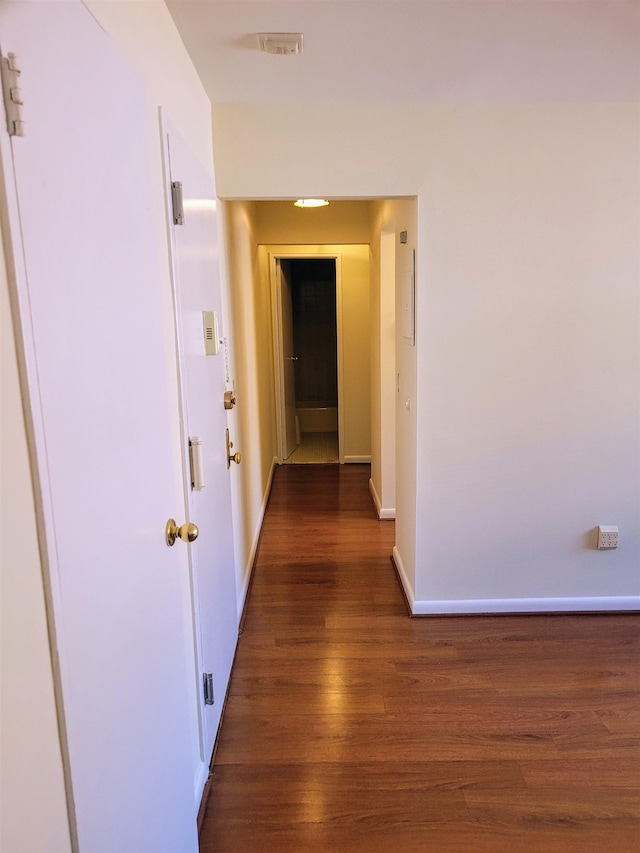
[0,5,220,848]
[86,0,225,783]
[1,222,72,853]
[212,102,640,612]
[415,105,639,610]
[86,0,213,174]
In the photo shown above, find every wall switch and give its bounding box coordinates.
[597,525,619,550]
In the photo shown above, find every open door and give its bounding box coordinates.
[274,258,298,460]
[0,3,197,850]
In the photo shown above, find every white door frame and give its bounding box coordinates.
[269,251,344,464]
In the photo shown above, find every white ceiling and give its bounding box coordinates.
[166,0,639,105]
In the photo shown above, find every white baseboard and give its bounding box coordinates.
[236,456,277,618]
[194,761,210,811]
[344,455,371,463]
[392,546,415,604]
[390,549,639,615]
[368,478,395,520]
[411,596,640,615]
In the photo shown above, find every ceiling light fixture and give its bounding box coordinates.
[294,199,329,208]
[258,33,303,56]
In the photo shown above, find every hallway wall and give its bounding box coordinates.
[223,201,381,606]
[213,102,640,612]
[222,200,278,613]
[369,200,417,524]
[253,202,373,464]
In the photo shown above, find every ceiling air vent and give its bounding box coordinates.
[257,33,303,56]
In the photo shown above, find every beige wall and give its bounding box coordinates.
[370,200,417,584]
[369,207,407,520]
[253,201,373,462]
[254,200,374,244]
[222,200,378,602]
[222,200,278,612]
[213,102,640,611]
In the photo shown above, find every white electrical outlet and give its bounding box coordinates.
[597,525,619,550]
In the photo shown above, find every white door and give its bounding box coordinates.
[0,4,197,851]
[276,259,298,459]
[161,116,238,763]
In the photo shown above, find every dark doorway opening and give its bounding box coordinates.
[284,258,338,463]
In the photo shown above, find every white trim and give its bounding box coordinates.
[411,596,640,615]
[344,455,371,463]
[368,478,396,519]
[390,548,639,615]
[236,456,277,618]
[392,546,415,604]
[193,763,210,813]
[270,257,286,463]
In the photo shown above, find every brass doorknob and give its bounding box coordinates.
[225,428,241,469]
[165,518,199,547]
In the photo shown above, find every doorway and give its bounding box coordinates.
[272,255,343,464]
[287,259,338,463]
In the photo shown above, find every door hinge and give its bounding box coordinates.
[171,181,184,225]
[203,672,214,706]
[1,53,25,137]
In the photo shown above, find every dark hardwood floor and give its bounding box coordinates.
[199,464,640,852]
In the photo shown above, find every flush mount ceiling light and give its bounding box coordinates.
[294,199,329,208]
[257,33,303,55]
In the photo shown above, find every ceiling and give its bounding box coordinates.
[166,0,639,105]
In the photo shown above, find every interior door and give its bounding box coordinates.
[0,4,197,851]
[162,116,238,765]
[277,259,298,459]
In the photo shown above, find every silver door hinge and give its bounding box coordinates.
[171,181,184,225]
[1,53,24,137]
[203,672,214,705]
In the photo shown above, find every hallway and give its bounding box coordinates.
[199,465,639,853]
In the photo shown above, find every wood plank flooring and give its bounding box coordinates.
[199,464,640,852]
